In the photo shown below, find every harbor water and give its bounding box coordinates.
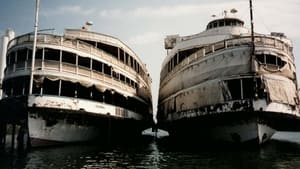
[0,132,300,169]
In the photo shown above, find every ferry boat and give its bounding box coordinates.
[0,28,153,146]
[157,10,300,144]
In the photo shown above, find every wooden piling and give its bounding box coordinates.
[11,124,16,153]
[0,123,6,150]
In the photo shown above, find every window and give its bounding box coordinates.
[61,81,76,97]
[120,74,125,82]
[8,51,16,65]
[78,56,90,68]
[125,53,129,65]
[112,71,119,80]
[44,48,60,61]
[130,56,134,68]
[27,49,33,60]
[225,20,231,26]
[32,80,42,95]
[119,49,125,62]
[43,78,59,95]
[266,54,276,65]
[11,76,26,96]
[16,48,27,63]
[3,76,29,96]
[174,55,178,67]
[62,51,76,64]
[35,48,43,59]
[92,60,103,72]
[3,79,12,96]
[226,79,241,100]
[113,92,126,107]
[82,40,96,47]
[104,90,112,104]
[213,22,218,28]
[219,21,224,27]
[255,54,286,68]
[77,83,91,99]
[104,64,111,75]
[92,86,103,102]
[97,42,118,58]
[125,77,130,85]
[242,78,254,99]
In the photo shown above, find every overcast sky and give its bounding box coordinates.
[1,0,300,114]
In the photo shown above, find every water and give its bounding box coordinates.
[1,132,300,169]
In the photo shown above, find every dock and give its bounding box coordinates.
[0,96,29,152]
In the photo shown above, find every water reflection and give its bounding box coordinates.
[0,133,300,169]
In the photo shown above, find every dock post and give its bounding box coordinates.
[11,124,16,153]
[17,119,29,152]
[107,116,111,145]
[0,123,6,150]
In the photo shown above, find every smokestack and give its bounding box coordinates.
[0,28,15,99]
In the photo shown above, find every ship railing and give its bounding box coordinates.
[6,59,136,95]
[7,33,151,86]
[161,35,294,86]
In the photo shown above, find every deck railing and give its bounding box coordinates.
[5,59,137,95]
[7,33,151,85]
[161,36,293,83]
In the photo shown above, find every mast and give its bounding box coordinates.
[29,0,40,95]
[249,0,255,55]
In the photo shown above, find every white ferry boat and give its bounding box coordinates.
[157,10,300,144]
[0,28,153,146]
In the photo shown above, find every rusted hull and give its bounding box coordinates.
[28,109,145,147]
[163,111,278,145]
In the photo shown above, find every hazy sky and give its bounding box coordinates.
[1,0,300,114]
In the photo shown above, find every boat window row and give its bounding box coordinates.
[255,54,286,69]
[206,18,244,30]
[80,39,146,78]
[2,76,148,114]
[7,48,138,89]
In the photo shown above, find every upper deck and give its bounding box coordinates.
[162,17,292,68]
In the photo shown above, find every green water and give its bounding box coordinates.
[0,132,300,169]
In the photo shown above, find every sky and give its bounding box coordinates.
[1,0,300,117]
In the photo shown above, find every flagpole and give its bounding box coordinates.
[249,0,255,55]
[29,0,40,95]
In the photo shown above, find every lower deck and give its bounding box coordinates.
[0,96,151,149]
